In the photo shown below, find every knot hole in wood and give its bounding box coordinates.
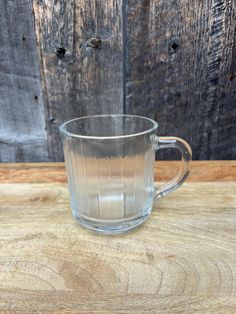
[55,47,66,59]
[86,37,102,49]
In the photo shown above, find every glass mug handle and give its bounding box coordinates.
[152,136,192,199]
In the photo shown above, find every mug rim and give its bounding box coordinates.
[59,114,158,140]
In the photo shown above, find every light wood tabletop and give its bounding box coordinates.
[0,161,236,313]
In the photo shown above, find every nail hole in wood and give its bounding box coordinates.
[34,95,38,101]
[87,38,102,49]
[56,47,66,59]
[210,77,218,85]
[22,36,26,41]
[171,42,179,52]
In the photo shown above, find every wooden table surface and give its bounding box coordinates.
[0,161,236,313]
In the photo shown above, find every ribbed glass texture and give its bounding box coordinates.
[60,115,158,234]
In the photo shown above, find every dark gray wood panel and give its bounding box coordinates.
[125,0,236,160]
[33,0,123,161]
[0,0,48,162]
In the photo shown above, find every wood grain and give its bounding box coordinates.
[0,0,48,162]
[33,0,123,161]
[0,162,236,312]
[125,0,236,160]
[0,161,235,183]
[1,290,236,313]
[1,1,236,162]
[33,0,75,161]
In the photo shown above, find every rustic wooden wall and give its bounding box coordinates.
[0,0,236,161]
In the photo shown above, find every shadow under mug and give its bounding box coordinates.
[60,114,192,234]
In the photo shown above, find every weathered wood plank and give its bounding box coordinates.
[33,0,75,161]
[0,161,235,183]
[125,0,236,160]
[33,0,123,161]
[0,0,48,162]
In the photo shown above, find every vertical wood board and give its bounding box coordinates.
[125,0,236,160]
[33,0,123,161]
[0,0,48,162]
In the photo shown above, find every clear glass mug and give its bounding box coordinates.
[60,115,192,234]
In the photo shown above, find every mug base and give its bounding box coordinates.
[73,208,152,234]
